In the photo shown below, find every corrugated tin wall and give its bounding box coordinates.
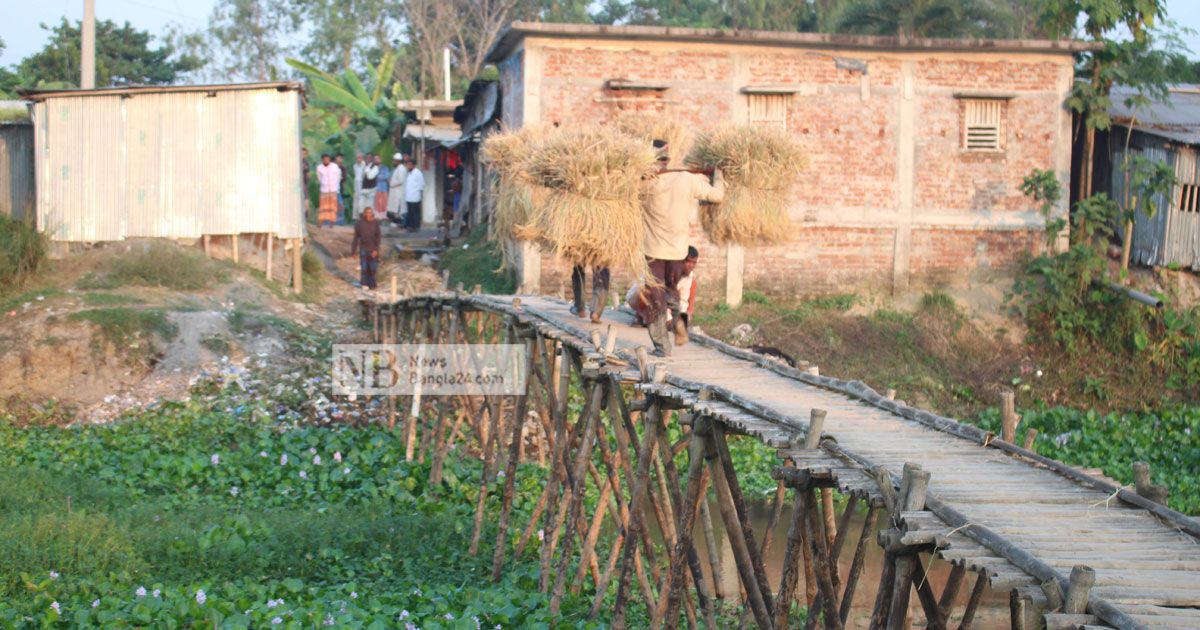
[0,124,35,221]
[32,88,304,242]
[1115,140,1200,270]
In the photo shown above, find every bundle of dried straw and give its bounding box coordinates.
[523,125,657,270]
[685,125,806,246]
[480,127,547,245]
[613,111,692,169]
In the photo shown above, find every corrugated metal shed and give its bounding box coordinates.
[0,116,34,221]
[26,82,305,242]
[1110,85,1200,146]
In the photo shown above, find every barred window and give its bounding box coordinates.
[747,94,788,130]
[1179,183,1200,212]
[962,98,1003,151]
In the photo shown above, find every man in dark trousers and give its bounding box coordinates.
[641,140,724,356]
[350,207,382,290]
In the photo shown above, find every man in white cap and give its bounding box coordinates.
[386,152,407,225]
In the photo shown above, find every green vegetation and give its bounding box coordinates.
[1013,170,1200,392]
[0,216,46,293]
[78,242,227,292]
[82,292,144,307]
[200,335,232,355]
[0,403,609,627]
[300,249,326,301]
[441,225,515,295]
[69,308,178,353]
[970,405,1200,514]
[0,288,65,313]
[0,108,30,123]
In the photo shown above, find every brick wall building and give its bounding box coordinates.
[480,22,1089,300]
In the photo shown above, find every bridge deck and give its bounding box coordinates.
[469,293,1200,629]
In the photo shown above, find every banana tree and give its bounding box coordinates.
[287,53,412,160]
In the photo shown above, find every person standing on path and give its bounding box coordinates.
[350,207,382,290]
[372,154,391,219]
[352,153,366,220]
[316,154,341,227]
[403,156,425,232]
[386,153,407,225]
[641,140,724,356]
[361,155,379,223]
[335,154,350,224]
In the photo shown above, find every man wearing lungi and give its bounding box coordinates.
[641,141,724,356]
[316,154,342,227]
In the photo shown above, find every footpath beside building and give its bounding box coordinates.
[470,22,1091,299]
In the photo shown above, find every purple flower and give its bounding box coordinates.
[136,586,147,598]
[280,453,288,466]
[210,454,220,465]
[50,602,61,615]
[196,589,206,605]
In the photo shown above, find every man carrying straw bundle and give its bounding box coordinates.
[642,140,724,356]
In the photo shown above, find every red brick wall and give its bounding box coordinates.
[516,41,1068,296]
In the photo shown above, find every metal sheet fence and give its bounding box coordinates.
[0,124,34,221]
[32,87,304,242]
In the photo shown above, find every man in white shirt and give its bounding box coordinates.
[360,155,379,220]
[403,155,425,232]
[315,154,342,227]
[386,153,407,225]
[352,153,365,219]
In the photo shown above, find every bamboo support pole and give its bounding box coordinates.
[232,233,238,263]
[957,572,988,630]
[417,308,445,463]
[775,480,808,630]
[265,235,273,280]
[540,348,577,592]
[468,394,502,556]
[611,394,665,630]
[936,564,966,626]
[292,238,302,293]
[491,333,537,581]
[1063,565,1095,615]
[709,424,774,630]
[839,504,879,626]
[1000,389,1018,444]
[801,487,842,630]
[549,381,607,617]
[911,556,945,630]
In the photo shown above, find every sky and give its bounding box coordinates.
[2,0,1200,67]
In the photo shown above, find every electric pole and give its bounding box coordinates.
[81,0,96,88]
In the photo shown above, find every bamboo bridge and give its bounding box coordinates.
[365,289,1200,630]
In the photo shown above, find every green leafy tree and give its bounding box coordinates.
[832,0,1014,38]
[287,53,408,161]
[15,18,201,89]
[1038,0,1184,240]
[207,0,301,81]
[298,0,401,73]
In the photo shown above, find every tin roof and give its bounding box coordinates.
[487,21,1099,62]
[19,81,304,102]
[1111,85,1200,146]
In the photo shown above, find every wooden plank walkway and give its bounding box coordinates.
[471,293,1200,629]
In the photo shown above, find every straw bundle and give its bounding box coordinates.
[480,128,547,244]
[523,125,657,270]
[685,125,806,246]
[613,111,692,169]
